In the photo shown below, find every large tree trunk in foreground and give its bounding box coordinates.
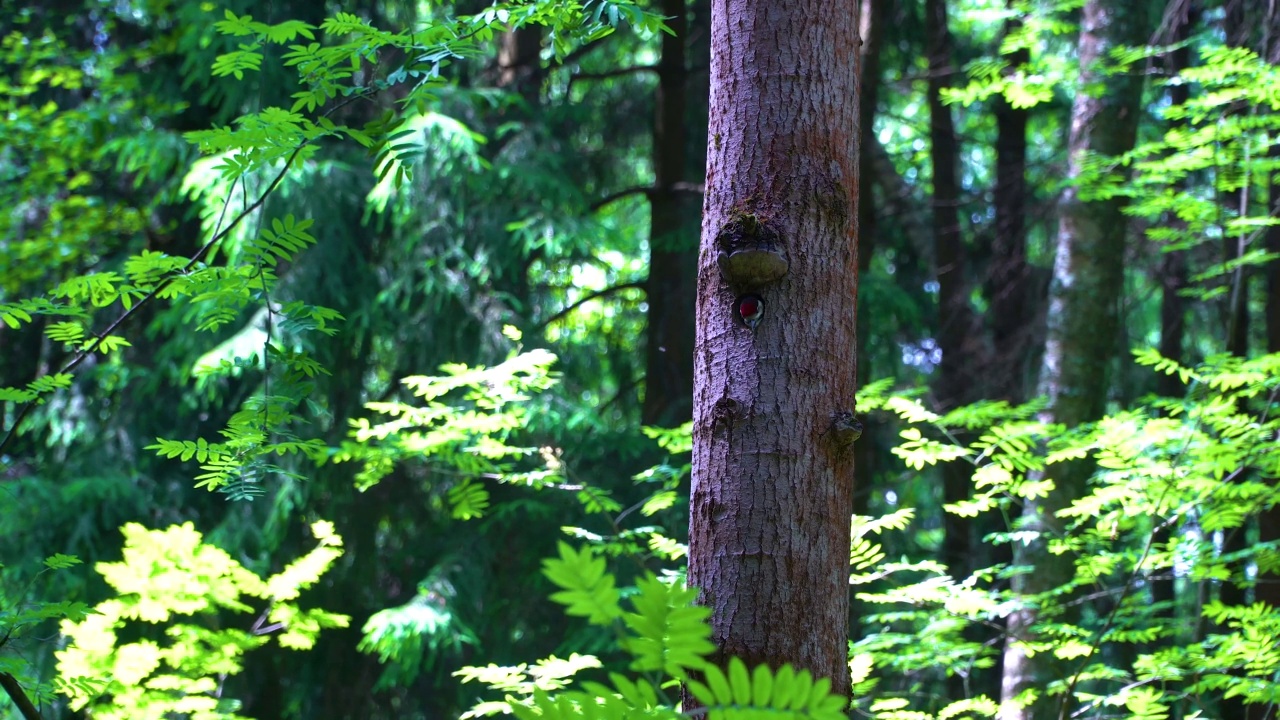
[999,1,1148,718]
[687,0,859,694]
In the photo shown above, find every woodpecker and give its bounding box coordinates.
[736,294,764,330]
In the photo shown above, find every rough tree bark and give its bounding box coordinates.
[687,0,859,694]
[999,1,1149,718]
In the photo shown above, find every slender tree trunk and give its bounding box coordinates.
[687,0,859,695]
[642,0,699,427]
[972,6,1033,702]
[1151,0,1195,637]
[988,19,1032,405]
[850,0,885,644]
[924,5,983,700]
[1270,15,1280,360]
[857,0,885,283]
[925,0,979,420]
[999,1,1149,718]
[1243,10,1280,720]
[1218,2,1252,682]
[1155,244,1188,403]
[853,0,884,520]
[1261,143,1280,621]
[498,26,543,106]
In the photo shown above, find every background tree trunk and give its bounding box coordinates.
[687,0,859,694]
[999,0,1149,717]
[1150,0,1195,649]
[924,4,985,703]
[642,0,701,427]
[988,15,1032,405]
[852,0,884,515]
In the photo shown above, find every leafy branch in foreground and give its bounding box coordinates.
[1,0,668,471]
[0,554,91,718]
[55,521,349,719]
[845,351,1280,719]
[457,542,850,720]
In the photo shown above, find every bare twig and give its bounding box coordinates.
[534,281,645,331]
[568,63,659,91]
[588,182,703,213]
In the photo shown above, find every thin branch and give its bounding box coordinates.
[568,63,659,90]
[534,281,645,331]
[0,88,376,458]
[545,33,616,72]
[588,182,704,213]
[0,672,43,720]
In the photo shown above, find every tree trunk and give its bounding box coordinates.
[687,0,859,695]
[1240,9,1279,720]
[850,0,885,643]
[497,26,543,106]
[1151,0,1195,637]
[642,0,701,427]
[857,0,885,283]
[924,4,983,701]
[999,1,1149,717]
[852,0,884,520]
[1218,0,1252,662]
[974,6,1033,703]
[988,16,1032,405]
[925,0,979,420]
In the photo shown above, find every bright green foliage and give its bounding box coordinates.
[543,542,624,626]
[331,344,560,505]
[0,555,93,709]
[621,574,715,678]
[55,521,349,719]
[1,0,665,497]
[943,0,1083,110]
[6,0,1280,718]
[1115,46,1280,299]
[459,542,846,720]
[848,352,1280,718]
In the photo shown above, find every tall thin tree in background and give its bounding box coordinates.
[923,5,985,702]
[1149,0,1195,648]
[987,9,1033,405]
[1259,0,1280,624]
[999,0,1151,717]
[687,0,860,694]
[853,0,885,521]
[642,0,701,427]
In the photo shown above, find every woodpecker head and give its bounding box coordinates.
[736,294,764,330]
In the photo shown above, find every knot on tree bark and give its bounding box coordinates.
[715,213,788,291]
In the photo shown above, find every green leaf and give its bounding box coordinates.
[542,543,622,626]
